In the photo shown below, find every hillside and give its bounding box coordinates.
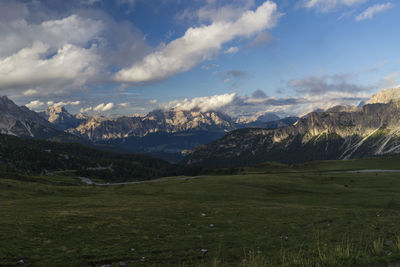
[0,134,194,182]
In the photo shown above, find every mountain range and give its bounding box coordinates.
[35,103,292,161]
[186,87,400,167]
[0,96,293,161]
[2,86,400,167]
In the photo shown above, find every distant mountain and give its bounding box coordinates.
[34,102,296,161]
[67,109,237,141]
[367,86,400,104]
[186,99,400,168]
[39,105,84,131]
[0,96,74,140]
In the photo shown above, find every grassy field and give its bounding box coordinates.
[1,158,400,266]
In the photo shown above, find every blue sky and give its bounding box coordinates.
[1,0,399,118]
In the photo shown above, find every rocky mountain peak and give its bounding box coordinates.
[40,105,82,131]
[46,105,68,114]
[367,86,400,104]
[0,96,63,138]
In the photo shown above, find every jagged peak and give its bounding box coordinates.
[46,105,68,114]
[367,86,400,104]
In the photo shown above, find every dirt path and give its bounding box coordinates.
[78,176,201,186]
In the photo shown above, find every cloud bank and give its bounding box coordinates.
[0,14,103,94]
[0,2,150,96]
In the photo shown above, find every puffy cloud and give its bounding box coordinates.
[304,0,367,12]
[50,100,81,107]
[79,102,130,113]
[80,107,93,113]
[166,93,237,112]
[355,2,393,21]
[114,1,282,83]
[0,14,103,94]
[0,14,103,61]
[25,100,45,109]
[0,4,149,96]
[0,41,100,92]
[94,102,115,112]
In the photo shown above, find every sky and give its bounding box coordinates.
[1,0,399,119]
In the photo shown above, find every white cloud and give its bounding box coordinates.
[225,46,239,54]
[50,100,81,107]
[25,100,45,109]
[80,107,93,113]
[166,93,237,112]
[114,1,282,83]
[149,99,158,104]
[304,0,367,12]
[79,102,126,113]
[0,41,100,92]
[0,14,104,94]
[94,102,115,111]
[355,2,393,21]
[0,6,150,96]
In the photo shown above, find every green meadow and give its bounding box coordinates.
[1,158,400,266]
